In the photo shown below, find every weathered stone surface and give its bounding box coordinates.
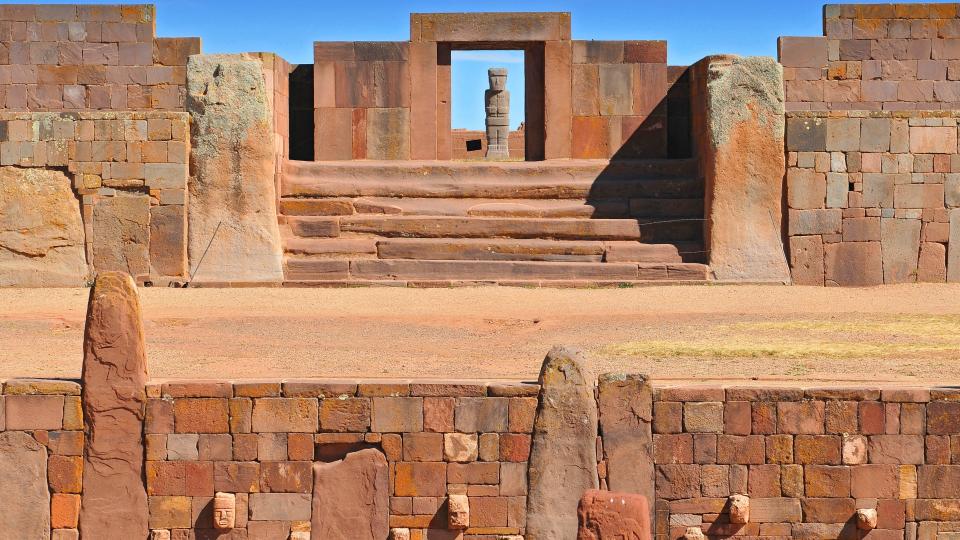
[448,493,469,530]
[79,272,149,539]
[0,431,50,539]
[598,373,654,527]
[0,167,87,286]
[312,448,389,540]
[527,346,599,540]
[698,56,790,283]
[949,209,960,283]
[187,54,283,283]
[577,489,650,540]
[881,218,921,284]
[824,241,883,286]
[92,195,151,277]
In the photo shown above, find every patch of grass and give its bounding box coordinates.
[727,315,960,338]
[604,340,960,360]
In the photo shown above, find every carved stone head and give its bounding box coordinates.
[213,492,236,530]
[488,68,508,91]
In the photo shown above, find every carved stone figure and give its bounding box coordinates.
[857,508,878,531]
[683,527,706,540]
[485,68,510,160]
[729,494,750,524]
[448,494,469,530]
[213,492,236,530]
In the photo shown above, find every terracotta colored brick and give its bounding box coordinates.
[508,397,537,433]
[795,435,841,464]
[927,401,960,434]
[213,461,260,493]
[653,401,683,434]
[50,493,81,529]
[572,116,612,159]
[717,435,765,465]
[851,464,899,498]
[423,397,455,433]
[394,462,447,496]
[478,432,498,461]
[234,381,281,398]
[5,394,64,430]
[257,433,288,461]
[287,433,314,461]
[766,434,794,464]
[145,434,166,461]
[927,435,951,464]
[229,397,252,433]
[48,431,83,456]
[319,397,370,432]
[700,464,730,497]
[779,36,829,68]
[911,126,957,154]
[470,496,509,527]
[174,398,229,433]
[683,402,723,433]
[653,434,693,464]
[724,401,751,435]
[752,402,777,435]
[448,462,499,484]
[372,397,423,432]
[781,464,804,498]
[251,398,318,433]
[402,432,443,462]
[146,461,185,495]
[233,433,258,461]
[777,401,825,434]
[825,400,858,433]
[145,399,174,434]
[805,465,851,497]
[197,433,232,461]
[161,381,232,398]
[693,433,717,464]
[48,455,82,493]
[455,397,508,432]
[149,496,192,529]
[801,497,856,523]
[655,464,700,499]
[869,434,924,464]
[61,396,82,430]
[747,464,781,497]
[500,462,527,496]
[260,461,312,493]
[183,461,214,496]
[843,434,868,465]
[499,433,531,462]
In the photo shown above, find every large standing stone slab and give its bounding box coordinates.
[79,272,149,539]
[526,346,599,540]
[695,56,791,283]
[0,167,87,286]
[312,448,389,540]
[0,432,50,539]
[949,209,960,283]
[598,373,654,528]
[577,489,650,540]
[881,218,921,284]
[92,195,151,277]
[187,54,283,283]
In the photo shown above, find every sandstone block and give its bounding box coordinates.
[372,397,423,433]
[252,398,318,433]
[684,401,723,433]
[949,209,960,282]
[448,493,469,530]
[455,397,508,432]
[444,433,478,463]
[825,241,883,286]
[394,462,446,496]
[248,493,312,521]
[779,37,829,68]
[187,54,283,283]
[312,449,389,539]
[526,346,598,540]
[80,273,149,539]
[577,489,651,539]
[0,167,87,286]
[881,218,921,284]
[92,195,150,277]
[789,235,824,285]
[911,126,957,154]
[0,432,50,539]
[319,397,370,432]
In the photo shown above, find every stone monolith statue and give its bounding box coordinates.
[485,68,510,160]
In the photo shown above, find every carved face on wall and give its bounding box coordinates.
[488,68,508,91]
[213,492,236,530]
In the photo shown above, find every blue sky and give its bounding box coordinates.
[16,0,892,127]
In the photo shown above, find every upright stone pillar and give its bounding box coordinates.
[597,373,654,529]
[79,272,149,539]
[694,55,791,283]
[526,346,599,540]
[485,68,510,160]
[187,54,284,283]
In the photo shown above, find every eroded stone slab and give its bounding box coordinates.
[92,195,150,277]
[0,167,87,286]
[577,489,650,540]
[79,272,149,539]
[312,448,389,540]
[526,346,599,540]
[0,431,50,539]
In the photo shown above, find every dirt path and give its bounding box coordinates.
[1,284,959,383]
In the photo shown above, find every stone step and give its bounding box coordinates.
[376,238,606,262]
[283,258,711,282]
[284,238,378,257]
[280,197,632,218]
[336,216,643,241]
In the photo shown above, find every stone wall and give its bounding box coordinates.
[651,384,959,540]
[780,3,960,111]
[143,380,535,539]
[0,380,84,539]
[0,4,199,111]
[0,111,189,285]
[786,110,959,285]
[450,128,526,160]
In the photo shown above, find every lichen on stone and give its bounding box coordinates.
[707,56,785,147]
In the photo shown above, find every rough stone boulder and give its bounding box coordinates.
[312,448,389,540]
[0,431,50,539]
[577,489,651,540]
[698,55,791,283]
[526,346,599,540]
[187,54,283,283]
[0,167,87,286]
[79,272,149,539]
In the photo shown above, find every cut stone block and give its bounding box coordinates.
[0,432,49,539]
[949,209,960,283]
[92,195,150,277]
[312,449,389,540]
[577,489,651,539]
[789,235,824,286]
[824,241,883,286]
[880,218,921,284]
[778,37,829,68]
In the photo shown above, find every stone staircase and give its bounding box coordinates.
[278,160,711,286]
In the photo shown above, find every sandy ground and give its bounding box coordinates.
[1,284,960,384]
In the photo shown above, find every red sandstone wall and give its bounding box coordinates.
[450,128,525,160]
[785,111,959,285]
[0,4,199,112]
[780,3,960,111]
